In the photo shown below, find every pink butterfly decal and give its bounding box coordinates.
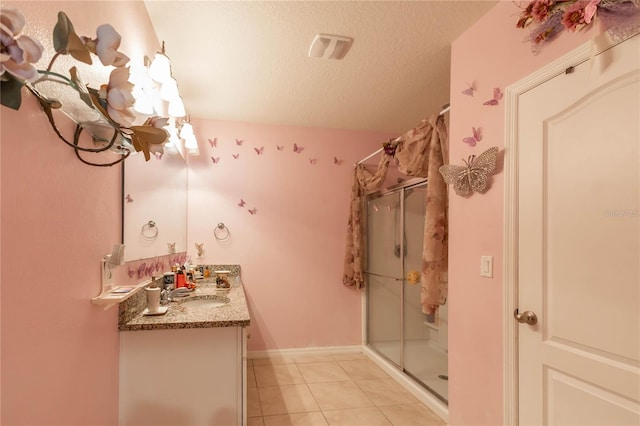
[210,156,220,164]
[154,152,163,160]
[235,138,243,146]
[137,263,146,279]
[309,158,317,165]
[483,87,503,106]
[238,198,246,207]
[208,138,217,148]
[462,82,475,97]
[254,146,264,155]
[293,143,304,153]
[232,153,240,159]
[125,194,134,203]
[463,127,482,147]
[334,157,343,165]
[248,208,257,215]
[127,267,135,278]
[276,145,284,151]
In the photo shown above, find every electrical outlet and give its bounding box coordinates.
[101,256,114,293]
[480,256,493,278]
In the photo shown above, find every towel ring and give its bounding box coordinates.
[214,223,230,241]
[142,220,159,239]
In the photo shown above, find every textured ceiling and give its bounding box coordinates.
[144,1,496,134]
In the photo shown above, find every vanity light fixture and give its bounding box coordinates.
[163,120,181,154]
[168,96,186,118]
[148,42,172,83]
[179,118,200,155]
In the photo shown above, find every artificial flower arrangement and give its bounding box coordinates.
[382,139,399,156]
[517,0,640,51]
[0,8,168,164]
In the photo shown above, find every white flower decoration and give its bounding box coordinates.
[0,8,44,82]
[95,24,129,67]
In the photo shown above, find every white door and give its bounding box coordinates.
[517,34,640,425]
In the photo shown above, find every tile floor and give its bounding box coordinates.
[247,352,446,426]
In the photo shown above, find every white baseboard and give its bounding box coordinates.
[246,345,449,424]
[247,345,363,359]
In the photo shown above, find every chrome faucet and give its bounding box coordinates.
[161,286,191,304]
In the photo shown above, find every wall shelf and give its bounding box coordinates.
[91,281,149,310]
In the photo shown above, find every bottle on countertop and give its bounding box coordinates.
[176,267,186,288]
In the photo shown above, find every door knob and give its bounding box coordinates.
[514,309,537,325]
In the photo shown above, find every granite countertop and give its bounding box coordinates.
[119,283,251,332]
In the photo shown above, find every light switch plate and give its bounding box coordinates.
[480,256,493,278]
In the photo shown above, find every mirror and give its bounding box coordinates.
[122,150,188,261]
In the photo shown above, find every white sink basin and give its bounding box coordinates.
[180,297,229,309]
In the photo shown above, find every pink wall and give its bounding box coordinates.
[448,3,602,425]
[187,119,396,351]
[1,2,159,424]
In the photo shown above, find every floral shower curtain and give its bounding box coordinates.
[343,113,448,317]
[342,154,392,289]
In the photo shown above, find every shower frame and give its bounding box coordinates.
[363,176,449,412]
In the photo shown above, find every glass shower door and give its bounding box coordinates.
[402,183,448,403]
[366,190,402,365]
[366,180,449,404]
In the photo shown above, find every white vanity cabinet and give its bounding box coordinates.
[119,326,247,426]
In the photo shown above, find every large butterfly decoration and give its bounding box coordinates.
[439,146,499,197]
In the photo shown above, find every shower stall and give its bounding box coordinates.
[364,177,449,404]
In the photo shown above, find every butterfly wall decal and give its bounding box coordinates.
[276,145,284,151]
[483,87,503,106]
[254,146,264,155]
[235,139,243,146]
[248,208,257,215]
[309,158,317,165]
[210,156,220,164]
[439,146,499,197]
[137,263,146,279]
[208,138,217,148]
[232,153,240,159]
[125,194,134,203]
[293,143,304,153]
[167,242,176,253]
[334,157,343,165]
[462,82,475,97]
[195,243,204,257]
[463,127,482,147]
[127,267,135,278]
[238,198,246,207]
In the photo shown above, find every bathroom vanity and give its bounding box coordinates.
[118,284,250,426]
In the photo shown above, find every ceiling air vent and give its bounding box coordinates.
[308,34,353,60]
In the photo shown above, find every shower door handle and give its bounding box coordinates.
[514,309,537,325]
[364,271,403,281]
